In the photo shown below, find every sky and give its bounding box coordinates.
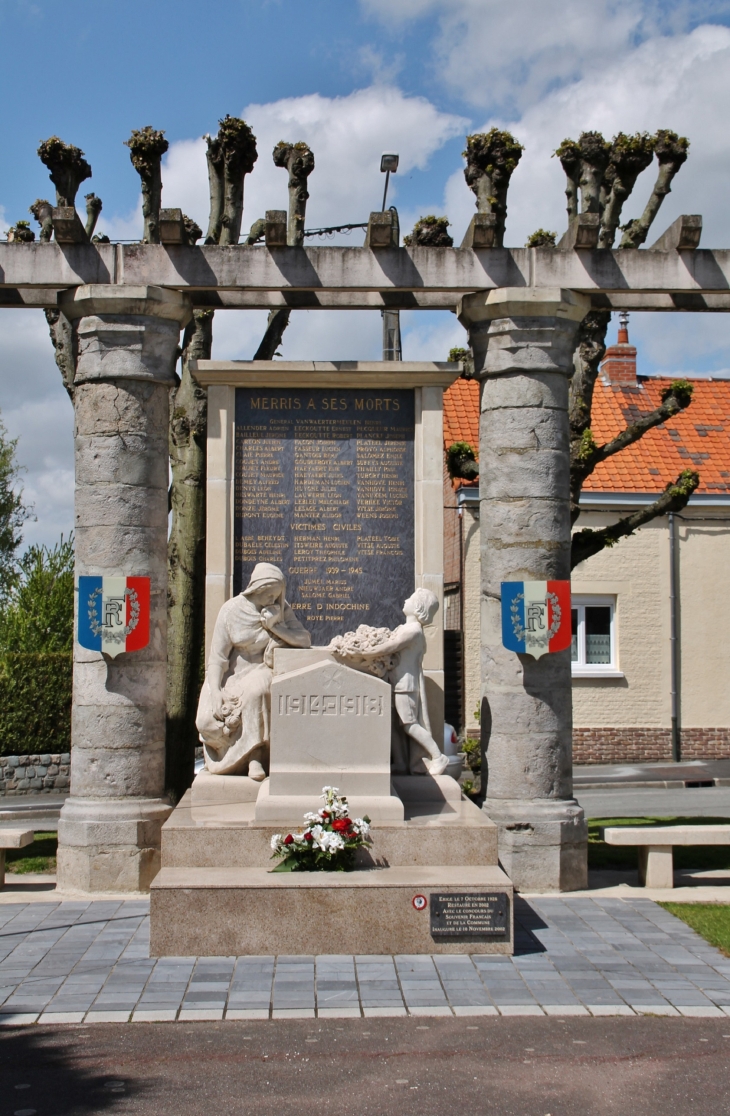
[1,0,730,547]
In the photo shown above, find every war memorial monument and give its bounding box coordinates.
[1,121,723,956]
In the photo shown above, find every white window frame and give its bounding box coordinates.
[571,595,623,678]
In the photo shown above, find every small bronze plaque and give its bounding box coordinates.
[430,893,509,940]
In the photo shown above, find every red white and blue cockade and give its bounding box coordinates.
[77,576,151,658]
[501,580,571,660]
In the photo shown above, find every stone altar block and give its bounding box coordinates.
[254,657,405,822]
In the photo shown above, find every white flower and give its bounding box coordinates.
[270,833,282,851]
[352,818,370,837]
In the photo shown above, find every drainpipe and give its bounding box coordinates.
[669,512,681,762]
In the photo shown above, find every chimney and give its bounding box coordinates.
[600,311,638,387]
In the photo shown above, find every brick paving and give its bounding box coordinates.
[1,896,729,1023]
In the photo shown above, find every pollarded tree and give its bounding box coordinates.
[37,136,92,207]
[205,115,258,245]
[463,129,524,246]
[125,127,169,244]
[449,128,698,569]
[404,215,453,247]
[554,128,697,567]
[252,141,317,362]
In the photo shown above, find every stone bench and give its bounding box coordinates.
[602,825,730,888]
[0,830,34,889]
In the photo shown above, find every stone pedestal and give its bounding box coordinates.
[458,288,590,892]
[56,285,191,893]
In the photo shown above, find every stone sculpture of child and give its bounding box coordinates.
[330,588,449,777]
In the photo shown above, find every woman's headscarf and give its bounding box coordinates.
[242,563,286,599]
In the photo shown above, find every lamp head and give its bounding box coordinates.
[380,152,399,173]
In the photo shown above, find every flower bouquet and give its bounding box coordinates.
[270,786,371,872]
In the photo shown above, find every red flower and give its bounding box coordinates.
[304,831,314,842]
[332,818,352,833]
[284,834,294,845]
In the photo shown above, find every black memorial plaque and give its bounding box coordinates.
[430,893,510,940]
[234,387,415,645]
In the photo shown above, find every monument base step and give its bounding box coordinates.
[253,778,406,823]
[162,779,498,869]
[150,865,514,956]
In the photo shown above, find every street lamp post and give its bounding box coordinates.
[380,153,401,361]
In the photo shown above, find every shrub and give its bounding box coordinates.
[0,652,72,756]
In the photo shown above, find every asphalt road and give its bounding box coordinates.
[2,1018,730,1116]
[577,786,730,819]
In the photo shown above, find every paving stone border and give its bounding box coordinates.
[0,753,71,795]
[1,896,730,1023]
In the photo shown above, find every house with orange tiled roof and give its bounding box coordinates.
[443,319,730,766]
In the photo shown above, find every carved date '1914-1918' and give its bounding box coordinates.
[277,693,384,717]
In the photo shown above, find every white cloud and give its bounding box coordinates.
[155,85,467,242]
[441,23,730,252]
[362,0,645,112]
[0,311,74,549]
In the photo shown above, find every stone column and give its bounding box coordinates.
[56,285,192,893]
[457,288,590,892]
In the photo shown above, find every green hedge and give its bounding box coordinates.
[0,652,72,756]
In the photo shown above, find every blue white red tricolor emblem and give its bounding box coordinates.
[501,581,571,660]
[77,576,151,658]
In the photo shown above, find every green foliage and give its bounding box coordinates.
[446,441,479,481]
[667,468,700,499]
[576,428,597,462]
[6,220,36,242]
[526,229,557,248]
[448,347,469,363]
[0,534,74,757]
[0,416,31,600]
[463,129,524,177]
[403,215,453,247]
[653,129,689,166]
[0,652,72,755]
[659,903,730,957]
[6,832,57,875]
[461,735,481,775]
[37,136,92,206]
[0,536,74,652]
[124,126,169,174]
[662,378,693,408]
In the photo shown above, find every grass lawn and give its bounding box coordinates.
[659,902,730,957]
[5,832,57,874]
[588,816,730,872]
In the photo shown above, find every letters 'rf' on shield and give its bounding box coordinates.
[77,576,151,658]
[501,580,571,660]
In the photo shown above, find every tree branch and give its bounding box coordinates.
[29,199,54,242]
[253,309,291,360]
[619,130,689,248]
[44,310,76,401]
[571,469,700,569]
[463,129,523,246]
[166,309,213,800]
[273,141,314,247]
[125,127,168,244]
[598,132,655,249]
[84,193,102,239]
[37,137,92,207]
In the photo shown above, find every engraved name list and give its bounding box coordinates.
[234,388,415,644]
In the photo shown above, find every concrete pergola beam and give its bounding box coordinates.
[0,243,729,308]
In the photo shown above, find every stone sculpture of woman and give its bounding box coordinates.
[196,563,311,778]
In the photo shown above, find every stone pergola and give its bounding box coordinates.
[1,223,727,892]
